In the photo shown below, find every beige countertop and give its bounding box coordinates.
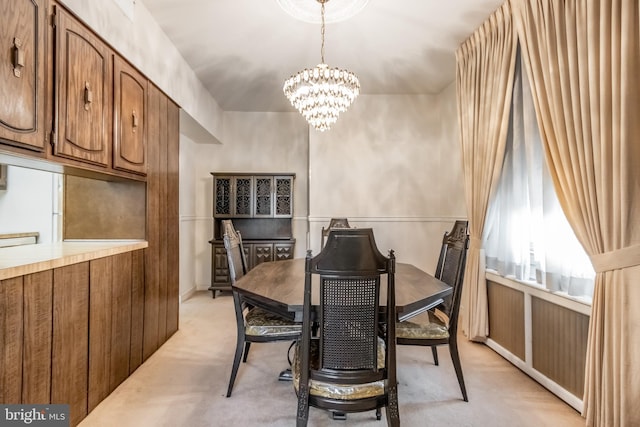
[0,240,148,280]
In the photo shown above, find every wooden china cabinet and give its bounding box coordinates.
[209,173,296,297]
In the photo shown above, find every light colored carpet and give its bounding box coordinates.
[79,291,586,427]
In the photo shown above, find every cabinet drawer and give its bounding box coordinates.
[274,243,294,261]
[253,243,273,266]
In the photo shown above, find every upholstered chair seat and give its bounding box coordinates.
[292,338,386,400]
[396,310,449,340]
[245,307,302,337]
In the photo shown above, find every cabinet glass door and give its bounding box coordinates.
[274,176,293,217]
[233,177,253,216]
[253,176,273,217]
[213,177,232,216]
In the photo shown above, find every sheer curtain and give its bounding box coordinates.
[484,53,595,301]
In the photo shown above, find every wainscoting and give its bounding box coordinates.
[485,273,591,412]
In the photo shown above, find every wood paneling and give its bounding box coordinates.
[0,276,24,403]
[110,252,132,390]
[52,262,89,427]
[532,296,589,398]
[22,270,53,403]
[487,280,525,360]
[166,100,180,337]
[88,257,112,412]
[1,250,143,421]
[144,85,179,354]
[157,92,168,343]
[143,83,161,360]
[129,249,145,372]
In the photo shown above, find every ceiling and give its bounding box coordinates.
[140,0,504,113]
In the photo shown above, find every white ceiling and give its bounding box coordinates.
[140,0,504,113]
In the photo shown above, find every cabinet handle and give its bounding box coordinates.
[12,38,25,78]
[132,110,138,132]
[84,82,93,110]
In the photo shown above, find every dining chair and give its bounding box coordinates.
[293,228,400,426]
[320,217,351,248]
[222,220,302,397]
[396,220,470,401]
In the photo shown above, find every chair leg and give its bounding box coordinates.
[296,387,310,427]
[449,338,468,402]
[242,342,252,362]
[431,346,439,366]
[376,408,381,420]
[226,337,245,397]
[386,384,400,427]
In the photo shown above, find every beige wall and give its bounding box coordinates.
[179,112,309,296]
[179,84,467,295]
[308,85,467,274]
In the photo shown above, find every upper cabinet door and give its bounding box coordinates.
[274,176,293,217]
[234,176,254,217]
[253,176,273,217]
[53,6,111,167]
[0,0,46,151]
[113,56,147,175]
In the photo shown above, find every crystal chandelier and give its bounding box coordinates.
[283,0,360,132]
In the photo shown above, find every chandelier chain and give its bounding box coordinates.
[320,1,325,63]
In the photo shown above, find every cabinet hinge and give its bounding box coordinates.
[50,7,56,28]
[50,131,56,145]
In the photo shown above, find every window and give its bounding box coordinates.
[484,55,595,303]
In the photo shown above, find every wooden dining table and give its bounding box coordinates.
[233,257,452,323]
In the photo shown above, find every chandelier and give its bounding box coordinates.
[282,0,360,132]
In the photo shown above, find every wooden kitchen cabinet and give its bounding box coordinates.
[51,262,90,427]
[0,248,146,426]
[0,276,23,403]
[113,56,147,175]
[144,83,179,359]
[209,173,295,296]
[52,5,112,168]
[0,0,47,151]
[88,251,140,412]
[0,271,54,405]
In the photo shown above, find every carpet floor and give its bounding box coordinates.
[78,291,586,427]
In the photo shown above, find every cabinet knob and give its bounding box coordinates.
[12,38,25,78]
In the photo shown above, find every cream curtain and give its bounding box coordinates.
[513,0,640,425]
[456,1,517,341]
